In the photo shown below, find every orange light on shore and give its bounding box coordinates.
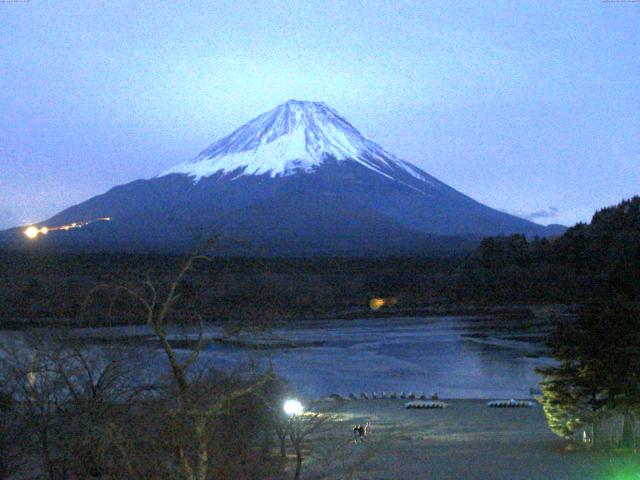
[369,297,399,311]
[23,217,111,240]
[369,298,385,310]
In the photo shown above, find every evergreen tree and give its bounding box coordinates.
[537,301,640,447]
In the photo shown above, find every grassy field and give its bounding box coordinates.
[304,399,638,480]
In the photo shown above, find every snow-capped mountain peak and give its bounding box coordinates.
[162,100,420,181]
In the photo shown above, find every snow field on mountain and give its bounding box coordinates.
[163,100,424,183]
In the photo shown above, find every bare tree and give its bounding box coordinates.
[0,330,142,479]
[89,251,272,480]
[286,403,333,480]
[0,337,68,479]
[53,343,148,478]
[274,412,291,459]
[0,383,18,479]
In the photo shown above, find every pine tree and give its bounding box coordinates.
[537,301,640,447]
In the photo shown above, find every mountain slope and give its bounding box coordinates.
[0,100,563,255]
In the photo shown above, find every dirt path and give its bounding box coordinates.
[303,399,628,479]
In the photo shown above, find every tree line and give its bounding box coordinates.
[456,196,640,303]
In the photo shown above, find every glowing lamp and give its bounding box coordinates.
[369,298,385,310]
[24,226,39,239]
[283,399,303,416]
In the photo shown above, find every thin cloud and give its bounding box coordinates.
[500,206,561,222]
[525,207,559,221]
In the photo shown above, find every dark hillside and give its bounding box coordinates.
[455,196,640,303]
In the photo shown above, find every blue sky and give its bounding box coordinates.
[1,0,639,228]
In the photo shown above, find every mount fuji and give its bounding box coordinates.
[1,100,564,255]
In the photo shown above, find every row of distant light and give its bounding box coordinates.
[24,217,111,239]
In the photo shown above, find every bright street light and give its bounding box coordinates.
[283,399,303,416]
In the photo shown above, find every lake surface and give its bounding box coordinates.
[184,316,552,399]
[61,315,553,399]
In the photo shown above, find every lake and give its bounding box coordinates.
[49,315,553,399]
[160,315,552,399]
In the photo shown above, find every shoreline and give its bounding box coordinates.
[0,303,575,331]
